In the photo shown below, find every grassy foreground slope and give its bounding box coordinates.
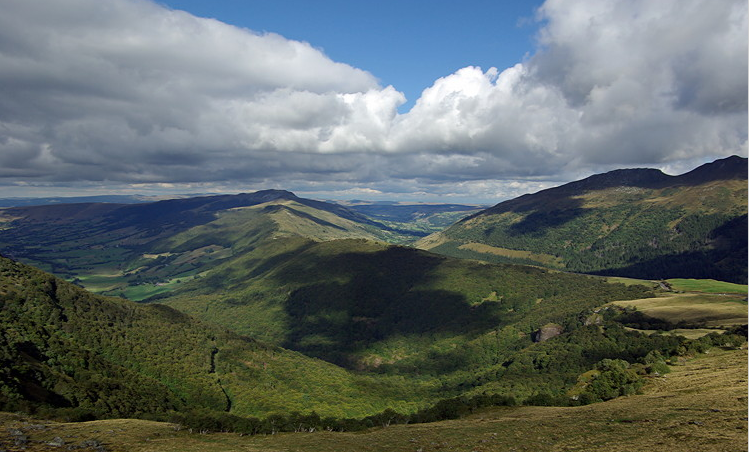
[1,348,745,452]
[418,155,748,283]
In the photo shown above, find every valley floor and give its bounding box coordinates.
[1,347,746,452]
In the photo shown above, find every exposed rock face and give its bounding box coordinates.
[532,323,564,342]
[584,313,604,326]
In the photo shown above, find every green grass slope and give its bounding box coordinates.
[2,252,746,433]
[418,155,748,283]
[159,238,658,368]
[666,278,748,294]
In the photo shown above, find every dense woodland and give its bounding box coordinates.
[157,238,655,371]
[435,210,747,282]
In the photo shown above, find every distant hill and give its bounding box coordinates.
[418,156,748,283]
[1,186,689,385]
[0,190,406,299]
[0,194,155,207]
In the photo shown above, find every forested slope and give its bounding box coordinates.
[156,236,709,399]
[0,255,429,420]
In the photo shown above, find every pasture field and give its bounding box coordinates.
[603,276,659,287]
[609,292,748,328]
[457,242,565,267]
[666,278,748,295]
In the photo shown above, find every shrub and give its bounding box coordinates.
[578,359,643,404]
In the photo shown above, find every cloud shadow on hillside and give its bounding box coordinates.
[271,246,501,368]
[590,215,748,284]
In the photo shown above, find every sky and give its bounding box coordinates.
[155,0,543,114]
[0,0,746,203]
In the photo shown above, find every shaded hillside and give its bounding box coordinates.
[158,237,674,385]
[0,194,153,208]
[418,156,748,283]
[157,235,747,411]
[0,255,430,420]
[0,191,404,299]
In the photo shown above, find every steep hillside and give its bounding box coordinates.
[0,191,403,299]
[0,255,431,420]
[418,156,748,283]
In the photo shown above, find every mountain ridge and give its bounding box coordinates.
[473,155,746,218]
[0,190,401,299]
[419,156,748,283]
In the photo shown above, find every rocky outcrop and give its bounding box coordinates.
[532,323,564,342]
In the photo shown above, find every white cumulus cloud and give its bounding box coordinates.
[389,0,747,181]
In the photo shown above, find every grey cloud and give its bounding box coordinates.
[0,0,745,200]
[535,0,748,118]
[0,0,401,186]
